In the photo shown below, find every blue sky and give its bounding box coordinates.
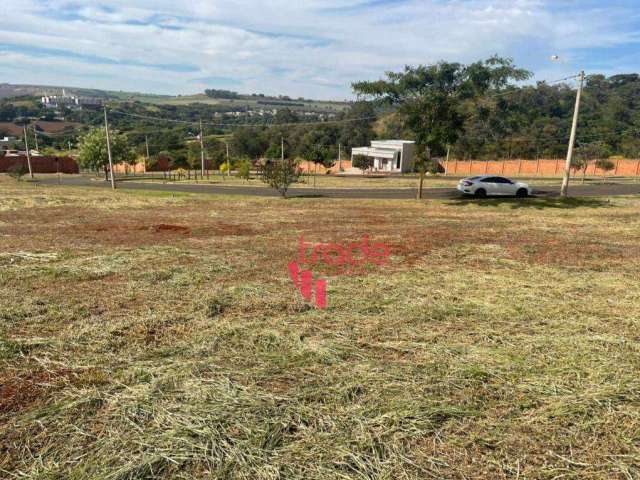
[1,0,639,99]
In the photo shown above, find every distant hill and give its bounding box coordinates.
[0,83,350,113]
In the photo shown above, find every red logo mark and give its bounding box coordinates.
[298,235,390,275]
[288,261,327,309]
[288,235,390,309]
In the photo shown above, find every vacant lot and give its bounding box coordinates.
[1,177,639,479]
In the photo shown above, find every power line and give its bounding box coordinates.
[545,74,582,85]
[106,108,377,128]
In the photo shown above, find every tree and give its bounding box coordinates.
[574,142,609,183]
[301,143,332,187]
[231,128,268,159]
[236,158,251,182]
[265,142,284,159]
[353,57,531,198]
[274,108,299,124]
[77,127,134,180]
[338,101,376,150]
[204,89,239,99]
[352,154,373,174]
[259,159,301,198]
[596,158,615,183]
[7,163,28,181]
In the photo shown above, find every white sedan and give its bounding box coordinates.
[457,176,532,198]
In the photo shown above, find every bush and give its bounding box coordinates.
[236,159,251,181]
[596,158,615,172]
[7,163,28,181]
[352,154,373,173]
[259,159,301,197]
[173,168,188,179]
[427,160,442,175]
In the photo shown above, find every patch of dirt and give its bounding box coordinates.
[198,222,257,236]
[151,224,191,234]
[0,368,76,414]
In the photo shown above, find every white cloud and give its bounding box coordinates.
[0,0,638,99]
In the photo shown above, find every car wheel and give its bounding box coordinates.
[474,188,487,198]
[516,188,528,198]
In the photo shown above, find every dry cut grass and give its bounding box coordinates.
[1,176,640,479]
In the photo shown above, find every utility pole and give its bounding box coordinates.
[226,142,231,177]
[104,106,116,190]
[33,127,39,152]
[23,125,33,178]
[445,145,451,176]
[561,71,585,197]
[338,143,342,171]
[68,141,72,152]
[281,137,284,161]
[199,119,205,178]
[145,135,150,176]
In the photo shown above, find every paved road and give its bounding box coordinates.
[37,176,640,199]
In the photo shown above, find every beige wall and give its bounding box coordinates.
[443,159,640,177]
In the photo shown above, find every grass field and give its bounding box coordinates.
[1,177,640,479]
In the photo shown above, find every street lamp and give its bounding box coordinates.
[551,55,585,197]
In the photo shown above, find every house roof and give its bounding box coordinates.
[0,121,81,136]
[351,147,396,159]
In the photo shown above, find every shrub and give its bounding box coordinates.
[259,159,301,198]
[352,154,373,173]
[236,159,251,181]
[7,163,28,181]
[596,158,615,172]
[173,168,188,179]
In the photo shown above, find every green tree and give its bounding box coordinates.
[259,159,301,198]
[232,128,268,159]
[353,57,531,198]
[274,108,299,124]
[236,158,251,182]
[77,128,134,180]
[300,143,332,187]
[596,158,615,183]
[7,163,28,181]
[265,142,284,159]
[352,154,373,174]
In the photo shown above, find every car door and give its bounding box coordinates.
[481,177,500,195]
[494,177,517,195]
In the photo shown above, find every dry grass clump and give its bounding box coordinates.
[1,179,640,478]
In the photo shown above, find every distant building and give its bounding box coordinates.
[351,140,416,173]
[4,149,42,157]
[41,91,102,109]
[0,136,17,150]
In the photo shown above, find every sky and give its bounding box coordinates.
[1,0,640,100]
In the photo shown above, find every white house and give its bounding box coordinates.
[351,140,415,173]
[0,136,17,150]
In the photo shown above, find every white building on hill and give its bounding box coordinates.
[351,140,415,173]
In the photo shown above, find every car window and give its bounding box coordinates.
[482,177,499,183]
[494,177,513,184]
